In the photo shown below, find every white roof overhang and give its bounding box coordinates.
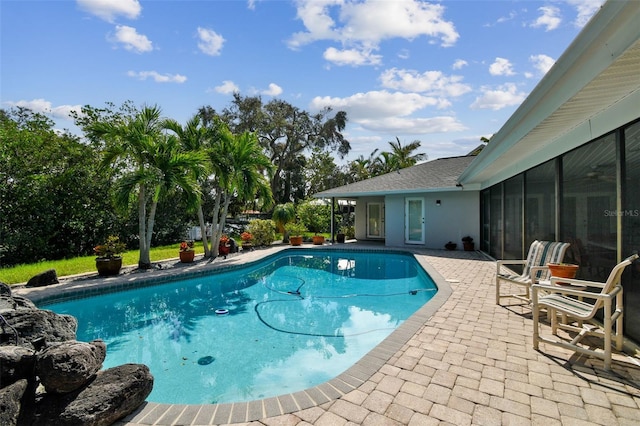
[458,1,640,189]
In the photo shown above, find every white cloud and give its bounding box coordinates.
[127,71,187,83]
[567,0,605,27]
[489,57,515,76]
[379,68,471,99]
[452,59,467,70]
[470,83,527,111]
[261,83,283,96]
[530,54,555,75]
[110,25,153,53]
[197,27,225,56]
[288,0,459,64]
[214,80,240,94]
[323,47,382,66]
[309,90,465,134]
[77,0,141,23]
[7,98,82,120]
[531,6,562,31]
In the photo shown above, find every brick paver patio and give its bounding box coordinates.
[17,245,640,425]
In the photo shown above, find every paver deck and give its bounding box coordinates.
[16,244,640,425]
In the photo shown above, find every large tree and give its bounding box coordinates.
[218,94,350,203]
[0,108,114,265]
[86,106,207,268]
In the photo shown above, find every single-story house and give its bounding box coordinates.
[314,0,640,342]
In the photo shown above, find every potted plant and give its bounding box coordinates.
[240,232,254,251]
[337,225,354,243]
[179,240,195,263]
[445,241,457,250]
[94,235,126,276]
[284,222,307,246]
[219,235,231,257]
[312,234,325,245]
[462,236,474,251]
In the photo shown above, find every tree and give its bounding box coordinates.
[0,108,114,265]
[272,203,296,243]
[297,199,331,234]
[163,114,215,257]
[86,105,207,269]
[208,130,274,257]
[219,94,350,203]
[387,137,427,168]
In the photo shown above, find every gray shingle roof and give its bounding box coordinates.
[314,155,476,198]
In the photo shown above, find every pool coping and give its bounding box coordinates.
[14,244,452,425]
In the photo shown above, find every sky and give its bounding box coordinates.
[1,0,606,162]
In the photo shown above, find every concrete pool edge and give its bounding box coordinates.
[14,245,452,425]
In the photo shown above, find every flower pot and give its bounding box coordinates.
[242,243,253,251]
[179,250,195,263]
[445,242,457,250]
[336,233,346,243]
[463,242,475,251]
[289,236,303,246]
[95,257,122,276]
[312,235,325,245]
[547,263,579,279]
[219,244,230,256]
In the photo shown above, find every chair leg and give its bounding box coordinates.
[532,297,540,350]
[604,301,612,370]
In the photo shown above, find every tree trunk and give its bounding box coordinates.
[139,200,157,269]
[197,204,210,258]
[137,185,149,269]
[210,191,223,257]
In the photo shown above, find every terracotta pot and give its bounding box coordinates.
[547,263,579,278]
[289,236,303,246]
[463,242,475,251]
[179,250,195,263]
[312,235,325,245]
[95,257,122,276]
[445,243,457,250]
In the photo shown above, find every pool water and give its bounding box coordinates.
[44,250,437,404]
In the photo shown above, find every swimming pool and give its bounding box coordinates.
[43,249,438,404]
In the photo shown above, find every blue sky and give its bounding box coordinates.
[1,0,605,162]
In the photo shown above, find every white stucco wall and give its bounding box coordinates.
[354,191,480,250]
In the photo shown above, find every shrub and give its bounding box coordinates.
[247,219,276,247]
[297,200,331,234]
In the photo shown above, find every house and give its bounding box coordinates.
[315,0,640,342]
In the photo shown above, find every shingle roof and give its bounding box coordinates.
[314,155,476,198]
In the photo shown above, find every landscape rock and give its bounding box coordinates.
[36,340,106,394]
[0,295,16,313]
[0,379,28,426]
[26,269,59,288]
[31,363,154,426]
[0,345,36,386]
[0,309,77,350]
[10,295,37,310]
[0,282,11,297]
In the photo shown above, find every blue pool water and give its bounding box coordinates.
[43,250,437,404]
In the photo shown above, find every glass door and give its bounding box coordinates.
[405,197,425,244]
[367,203,384,238]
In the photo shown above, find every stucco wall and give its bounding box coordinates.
[354,191,479,250]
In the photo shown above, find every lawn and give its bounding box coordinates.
[0,242,206,285]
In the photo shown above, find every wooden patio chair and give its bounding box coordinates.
[532,253,639,370]
[496,240,571,305]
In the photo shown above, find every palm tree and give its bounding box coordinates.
[387,137,427,168]
[163,114,214,257]
[272,202,296,243]
[91,106,207,268]
[206,129,273,257]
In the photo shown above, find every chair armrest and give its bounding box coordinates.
[532,283,622,300]
[497,259,526,274]
[549,276,606,288]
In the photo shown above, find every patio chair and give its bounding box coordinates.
[532,253,638,370]
[496,240,571,305]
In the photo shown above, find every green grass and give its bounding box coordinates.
[0,242,206,285]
